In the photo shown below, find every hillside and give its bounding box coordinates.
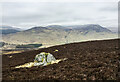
[2,24,118,47]
[0,26,21,34]
[2,39,120,80]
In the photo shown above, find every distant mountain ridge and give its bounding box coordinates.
[72,24,112,32]
[27,24,112,32]
[2,24,118,47]
[0,25,22,30]
[0,25,22,34]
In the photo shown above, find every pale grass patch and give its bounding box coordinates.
[15,58,67,68]
[3,51,24,55]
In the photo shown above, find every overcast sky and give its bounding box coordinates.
[1,1,118,29]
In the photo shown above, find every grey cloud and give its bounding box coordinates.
[99,6,117,12]
[1,2,118,28]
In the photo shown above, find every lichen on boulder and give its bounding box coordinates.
[34,52,56,66]
[15,52,67,68]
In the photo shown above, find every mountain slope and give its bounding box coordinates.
[0,26,21,34]
[2,24,118,47]
[73,24,112,32]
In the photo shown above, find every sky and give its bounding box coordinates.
[0,0,119,29]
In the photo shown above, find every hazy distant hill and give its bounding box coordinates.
[0,26,21,34]
[2,24,118,47]
[108,27,118,33]
[72,24,111,32]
